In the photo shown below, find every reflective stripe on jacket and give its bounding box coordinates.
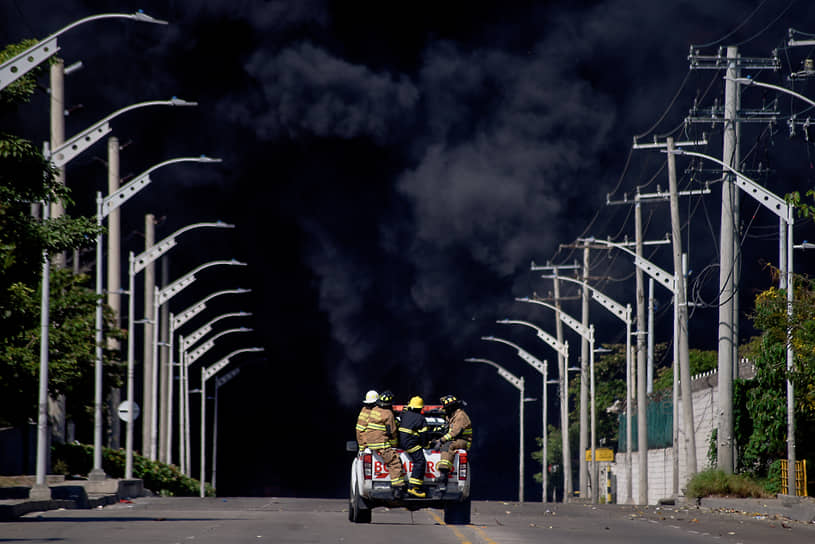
[441,408,473,448]
[364,405,398,450]
[398,409,428,453]
[355,406,372,450]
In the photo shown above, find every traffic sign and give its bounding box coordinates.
[118,400,140,422]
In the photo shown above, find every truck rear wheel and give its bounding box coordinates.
[348,483,371,524]
[443,498,471,525]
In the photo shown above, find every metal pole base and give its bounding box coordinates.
[88,467,107,482]
[28,484,52,500]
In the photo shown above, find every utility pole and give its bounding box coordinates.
[532,262,579,501]
[687,44,779,475]
[606,147,708,502]
[634,200,648,505]
[716,47,739,474]
[142,214,156,454]
[553,269,571,502]
[158,256,170,463]
[107,137,121,449]
[47,59,67,445]
[580,247,590,500]
[667,137,697,478]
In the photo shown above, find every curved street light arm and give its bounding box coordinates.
[496,319,568,358]
[133,220,233,274]
[183,312,252,351]
[104,156,221,217]
[203,347,265,381]
[50,100,199,168]
[158,260,247,306]
[482,336,547,375]
[514,297,589,339]
[577,237,675,293]
[538,275,631,326]
[185,328,252,367]
[172,289,251,331]
[670,149,791,223]
[731,77,815,109]
[0,11,167,91]
[465,358,523,390]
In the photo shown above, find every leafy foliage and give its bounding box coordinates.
[0,39,114,431]
[0,40,45,109]
[736,276,815,477]
[685,468,770,499]
[52,442,214,496]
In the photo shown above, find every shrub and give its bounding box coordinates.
[52,443,214,496]
[685,468,771,499]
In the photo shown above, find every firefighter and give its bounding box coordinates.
[398,396,429,498]
[355,390,378,452]
[363,390,406,498]
[435,394,472,492]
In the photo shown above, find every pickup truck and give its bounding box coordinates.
[348,405,471,524]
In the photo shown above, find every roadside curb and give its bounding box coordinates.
[0,479,143,521]
[698,495,815,524]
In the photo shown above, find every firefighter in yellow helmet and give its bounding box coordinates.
[435,394,472,492]
[398,396,429,498]
[355,390,378,452]
[363,390,406,498]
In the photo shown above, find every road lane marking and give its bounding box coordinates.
[427,511,473,544]
[469,524,499,544]
[426,510,502,544]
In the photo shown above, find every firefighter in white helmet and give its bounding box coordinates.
[355,390,378,452]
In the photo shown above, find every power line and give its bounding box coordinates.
[691,0,771,49]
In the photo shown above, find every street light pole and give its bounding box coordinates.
[465,358,525,503]
[181,326,252,475]
[58,104,200,482]
[493,320,566,503]
[149,261,247,462]
[167,305,250,466]
[200,348,264,497]
[514,297,599,504]
[125,255,243,478]
[538,274,634,503]
[30,199,51,501]
[671,146,797,495]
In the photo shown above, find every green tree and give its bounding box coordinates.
[736,276,815,477]
[0,41,117,433]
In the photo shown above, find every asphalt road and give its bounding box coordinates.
[1,497,814,543]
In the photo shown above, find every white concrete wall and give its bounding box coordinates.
[611,382,719,504]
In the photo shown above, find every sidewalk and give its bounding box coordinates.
[0,476,144,521]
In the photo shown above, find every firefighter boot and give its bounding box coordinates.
[435,469,449,493]
[407,485,427,499]
[392,485,405,500]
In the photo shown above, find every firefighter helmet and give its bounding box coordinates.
[440,394,460,411]
[377,390,394,407]
[363,390,379,405]
[440,394,458,406]
[407,396,424,410]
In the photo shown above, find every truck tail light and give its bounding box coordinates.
[363,453,372,480]
[458,452,468,480]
